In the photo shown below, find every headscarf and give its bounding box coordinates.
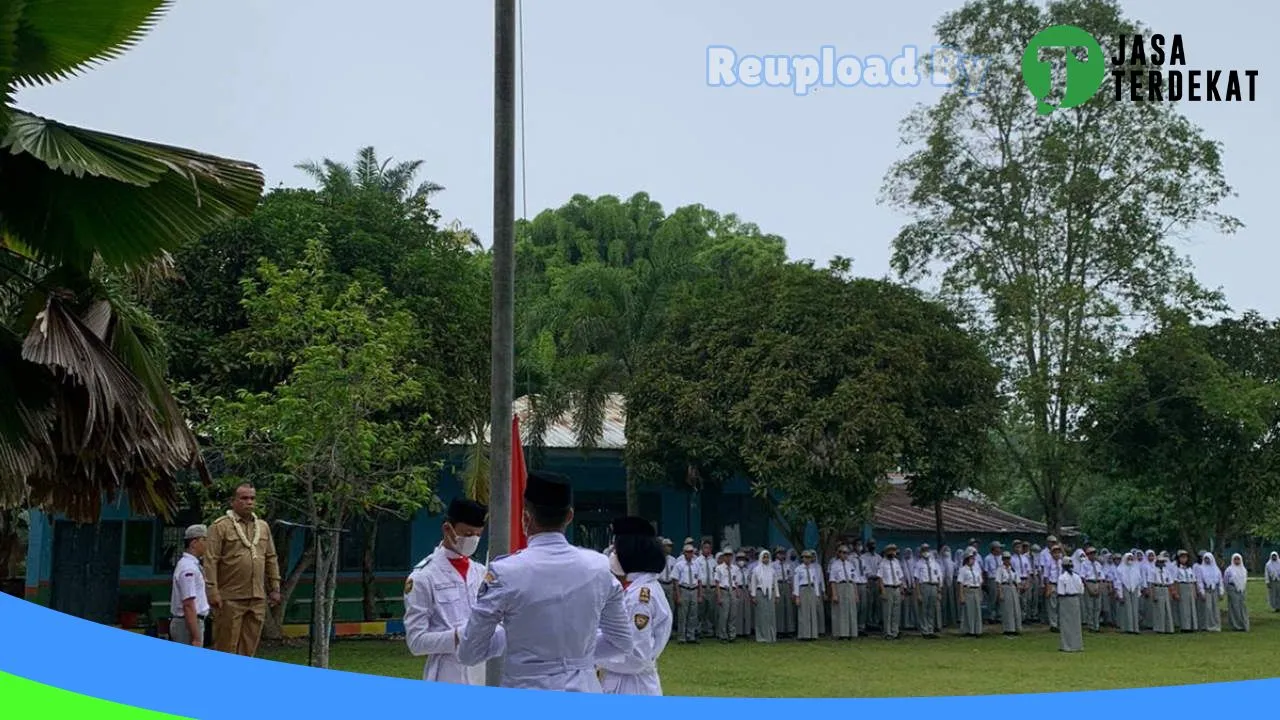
[1224,553,1248,593]
[1119,552,1143,592]
[1198,552,1223,590]
[752,549,777,597]
[1266,552,1280,582]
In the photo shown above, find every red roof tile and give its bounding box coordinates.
[871,484,1048,535]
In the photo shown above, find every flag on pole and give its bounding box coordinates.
[510,413,528,552]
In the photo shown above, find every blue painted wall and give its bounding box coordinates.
[24,447,810,595]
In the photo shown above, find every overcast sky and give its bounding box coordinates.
[15,0,1278,314]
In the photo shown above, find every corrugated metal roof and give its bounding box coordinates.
[871,483,1047,535]
[448,394,627,449]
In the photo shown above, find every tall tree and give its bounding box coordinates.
[1,1,263,519]
[207,240,435,668]
[514,194,785,514]
[880,0,1239,533]
[630,261,995,563]
[1084,315,1280,551]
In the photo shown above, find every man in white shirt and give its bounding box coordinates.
[659,538,677,609]
[403,498,506,685]
[169,525,211,647]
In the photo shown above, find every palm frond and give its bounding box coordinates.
[16,295,202,520]
[11,0,172,89]
[0,109,264,270]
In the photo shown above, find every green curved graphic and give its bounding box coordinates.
[1021,24,1107,114]
[0,671,190,719]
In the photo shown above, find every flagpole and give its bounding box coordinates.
[486,0,517,689]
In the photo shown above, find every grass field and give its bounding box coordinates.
[260,582,1278,697]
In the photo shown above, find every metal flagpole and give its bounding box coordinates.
[485,0,517,688]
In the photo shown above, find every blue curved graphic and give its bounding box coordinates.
[1,591,1277,717]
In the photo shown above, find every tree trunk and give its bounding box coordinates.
[625,467,639,516]
[265,545,314,641]
[309,528,342,668]
[261,525,292,642]
[361,517,379,621]
[933,500,945,551]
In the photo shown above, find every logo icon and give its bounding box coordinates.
[1021,25,1106,114]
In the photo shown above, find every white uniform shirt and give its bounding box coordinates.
[879,558,906,587]
[694,554,717,589]
[713,563,737,590]
[859,551,882,579]
[996,565,1019,584]
[958,564,983,588]
[792,562,823,597]
[662,555,678,583]
[403,544,506,685]
[170,552,210,618]
[915,556,943,585]
[458,532,634,692]
[1057,571,1085,595]
[672,556,699,587]
[595,572,672,696]
[827,558,857,584]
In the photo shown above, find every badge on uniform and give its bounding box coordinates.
[634,614,649,630]
[639,587,651,604]
[404,577,414,595]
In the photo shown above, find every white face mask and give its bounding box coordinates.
[737,560,746,567]
[446,524,481,557]
[609,552,624,577]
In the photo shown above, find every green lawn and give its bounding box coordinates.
[260,582,1278,697]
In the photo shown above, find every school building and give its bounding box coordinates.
[21,394,1052,635]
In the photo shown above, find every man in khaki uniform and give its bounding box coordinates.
[206,484,281,657]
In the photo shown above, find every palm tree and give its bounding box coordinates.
[297,146,444,215]
[1,1,265,520]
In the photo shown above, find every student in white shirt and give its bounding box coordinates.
[1056,556,1085,652]
[169,525,211,647]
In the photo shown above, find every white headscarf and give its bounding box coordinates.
[1266,552,1280,582]
[1224,553,1248,593]
[1198,552,1223,590]
[752,549,776,597]
[1119,552,1144,592]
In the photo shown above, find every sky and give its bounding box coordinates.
[15,0,1279,315]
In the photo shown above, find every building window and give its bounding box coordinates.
[154,524,185,575]
[123,520,154,566]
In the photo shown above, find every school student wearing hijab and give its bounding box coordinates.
[1172,550,1199,632]
[1056,556,1084,652]
[900,546,919,632]
[1148,552,1176,634]
[793,549,823,640]
[1267,552,1280,612]
[996,551,1023,636]
[1224,553,1250,631]
[957,548,984,637]
[1140,549,1157,629]
[1195,552,1224,632]
[751,550,779,643]
[595,516,672,696]
[938,545,957,628]
[1115,552,1143,634]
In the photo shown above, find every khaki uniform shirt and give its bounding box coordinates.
[205,513,281,602]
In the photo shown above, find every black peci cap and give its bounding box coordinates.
[447,498,488,527]
[524,470,572,509]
